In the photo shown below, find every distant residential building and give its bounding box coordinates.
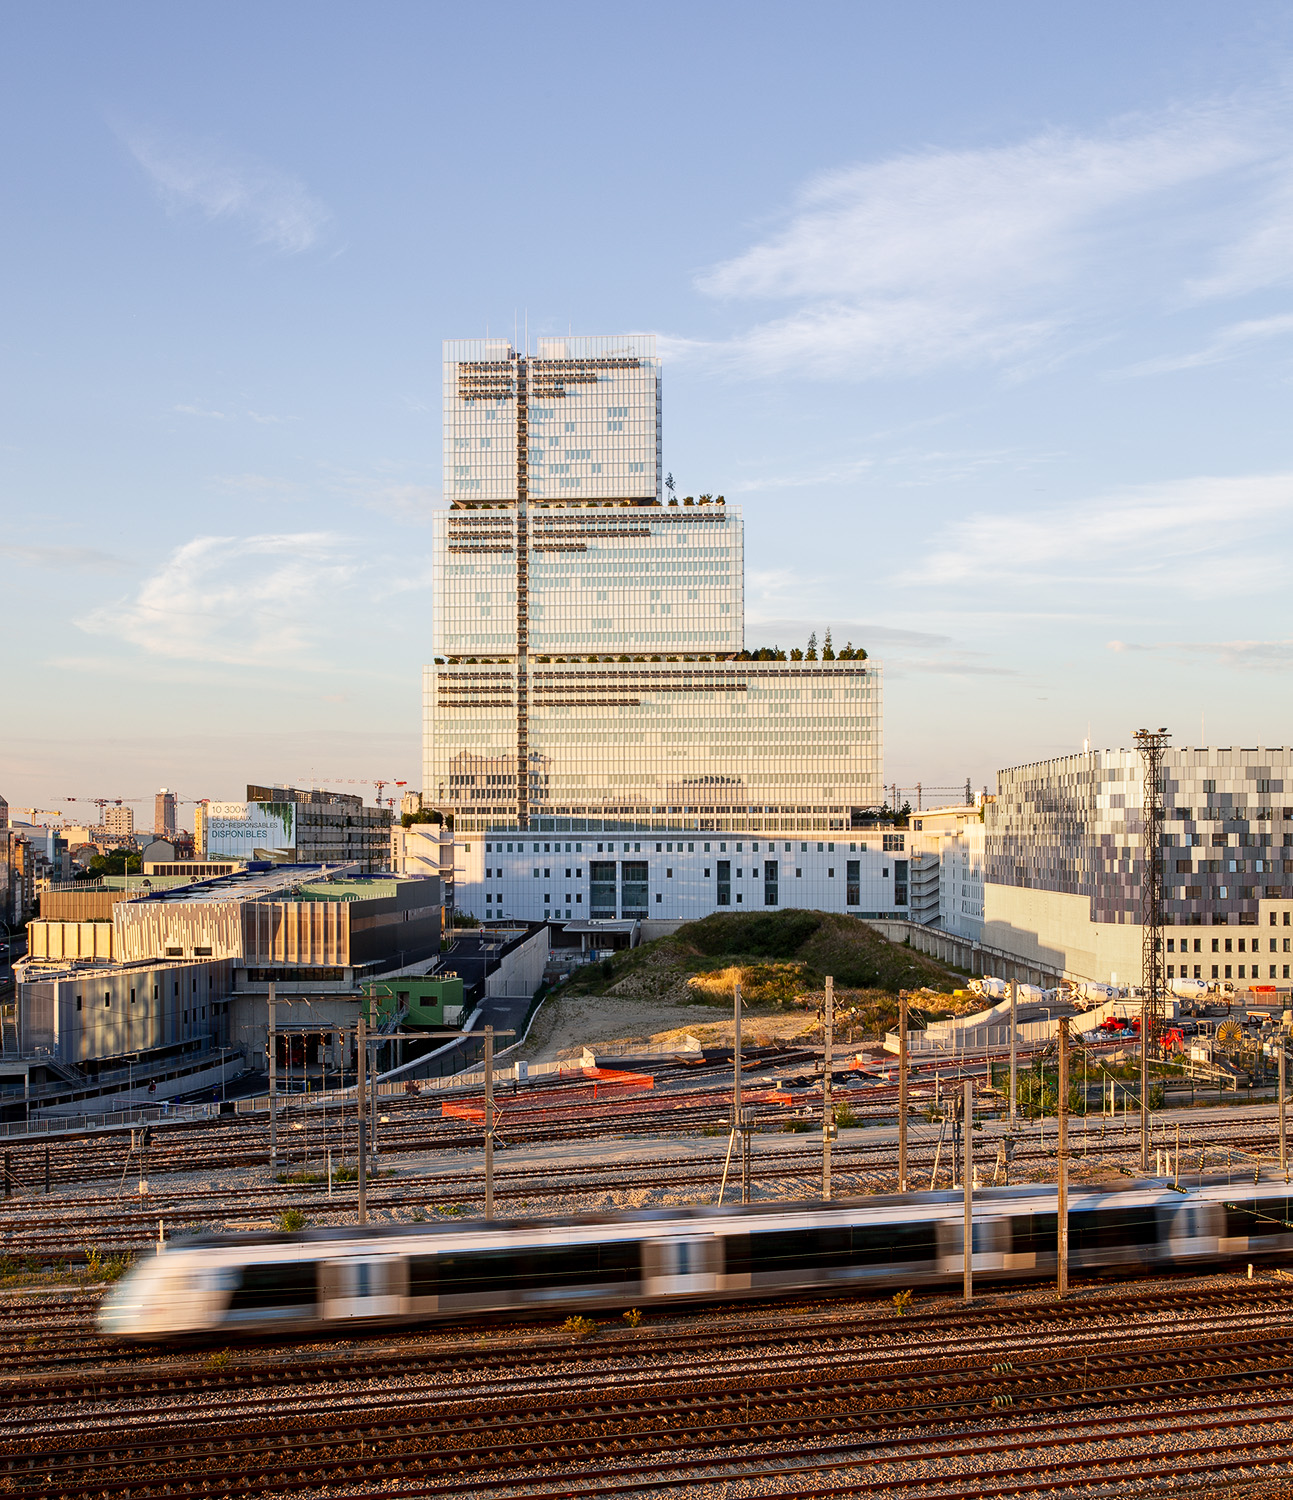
[103,805,134,839]
[155,788,177,838]
[0,794,8,830]
[400,790,424,819]
[1,831,35,932]
[984,746,1293,987]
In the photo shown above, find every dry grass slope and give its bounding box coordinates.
[562,911,963,1038]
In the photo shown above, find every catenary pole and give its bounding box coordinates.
[1009,979,1018,1127]
[1281,1039,1288,1181]
[898,989,908,1192]
[963,1078,974,1303]
[823,976,834,1202]
[357,1008,367,1226]
[267,983,277,1173]
[1058,1018,1069,1298]
[484,1024,495,1219]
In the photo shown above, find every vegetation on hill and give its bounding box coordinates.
[562,910,965,1040]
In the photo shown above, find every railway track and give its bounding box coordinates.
[7,1279,1293,1497]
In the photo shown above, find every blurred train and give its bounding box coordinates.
[100,1180,1293,1340]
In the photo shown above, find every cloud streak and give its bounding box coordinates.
[121,128,331,254]
[78,532,358,665]
[914,471,1293,594]
[1114,312,1293,376]
[686,97,1293,379]
[2,544,128,573]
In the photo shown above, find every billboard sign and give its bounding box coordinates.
[204,801,296,858]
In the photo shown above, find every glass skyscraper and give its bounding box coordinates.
[424,333,889,922]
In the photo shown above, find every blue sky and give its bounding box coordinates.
[5,2,1293,822]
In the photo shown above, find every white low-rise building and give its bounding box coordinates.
[456,828,907,923]
[908,803,986,941]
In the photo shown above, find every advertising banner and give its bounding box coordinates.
[204,801,296,858]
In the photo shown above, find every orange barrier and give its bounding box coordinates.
[442,1066,654,1122]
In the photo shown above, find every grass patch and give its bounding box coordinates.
[276,1208,309,1232]
[83,1248,133,1282]
[781,1118,813,1133]
[275,1170,326,1185]
[560,910,960,1037]
[622,1308,644,1328]
[561,1315,598,1339]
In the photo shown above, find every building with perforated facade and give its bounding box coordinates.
[983,746,1293,987]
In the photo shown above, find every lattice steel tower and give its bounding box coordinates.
[1135,726,1170,1173]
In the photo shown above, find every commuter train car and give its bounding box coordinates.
[99,1181,1293,1340]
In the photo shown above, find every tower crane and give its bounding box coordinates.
[15,808,62,819]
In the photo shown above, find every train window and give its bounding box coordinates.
[1009,1213,1057,1255]
[1224,1199,1293,1238]
[410,1241,642,1299]
[228,1261,318,1310]
[725,1222,937,1277]
[1068,1207,1161,1251]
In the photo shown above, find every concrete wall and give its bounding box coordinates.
[19,958,234,1064]
[982,884,1143,986]
[486,926,549,998]
[27,920,115,962]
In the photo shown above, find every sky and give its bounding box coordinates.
[4,1,1293,823]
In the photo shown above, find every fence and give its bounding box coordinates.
[0,1101,218,1140]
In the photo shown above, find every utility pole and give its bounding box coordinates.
[823,976,834,1202]
[1009,979,1018,1127]
[268,983,277,1173]
[357,1008,367,1227]
[898,989,909,1192]
[1058,1018,1069,1298]
[963,1078,973,1303]
[484,1024,495,1219]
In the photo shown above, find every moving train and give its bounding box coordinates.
[99,1180,1293,1340]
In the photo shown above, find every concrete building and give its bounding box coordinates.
[908,803,987,942]
[17,865,443,1069]
[104,806,134,839]
[200,786,393,873]
[461,830,908,925]
[982,746,1293,987]
[426,332,889,924]
[155,789,177,838]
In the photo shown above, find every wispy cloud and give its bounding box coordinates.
[1114,312,1293,376]
[78,533,358,665]
[1108,637,1293,668]
[686,97,1293,379]
[915,471,1293,593]
[120,127,331,254]
[2,544,128,573]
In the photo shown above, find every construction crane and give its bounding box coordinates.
[293,778,410,808]
[15,808,62,819]
[63,796,146,811]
